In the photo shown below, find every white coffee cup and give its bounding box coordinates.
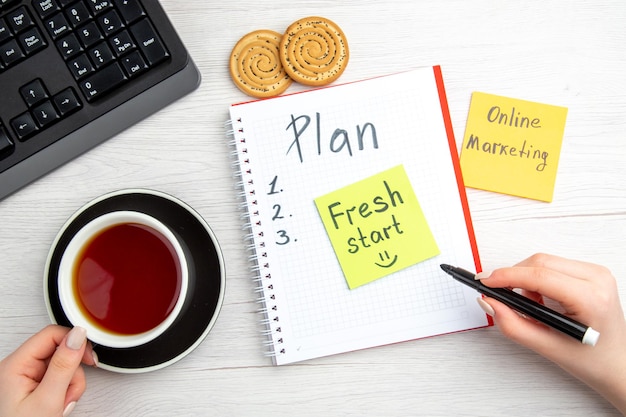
[57,211,189,349]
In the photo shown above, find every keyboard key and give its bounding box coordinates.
[85,0,112,15]
[77,21,103,48]
[0,0,20,8]
[109,29,135,57]
[0,39,25,66]
[97,9,123,36]
[67,53,93,79]
[11,112,38,140]
[79,61,127,101]
[56,33,82,59]
[18,27,47,55]
[65,2,91,28]
[45,12,70,39]
[0,126,13,159]
[7,6,34,33]
[120,50,147,78]
[53,87,82,116]
[0,17,10,43]
[88,41,114,68]
[117,0,145,24]
[131,19,169,66]
[32,100,59,128]
[20,78,49,106]
[33,0,61,19]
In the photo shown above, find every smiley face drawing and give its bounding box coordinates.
[375,250,398,268]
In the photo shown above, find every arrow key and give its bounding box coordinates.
[53,87,82,117]
[19,79,49,107]
[10,112,38,141]
[32,100,59,128]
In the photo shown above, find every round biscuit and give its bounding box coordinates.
[280,16,349,86]
[229,29,293,98]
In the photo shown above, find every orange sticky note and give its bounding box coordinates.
[460,92,568,202]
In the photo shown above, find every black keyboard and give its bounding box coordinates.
[0,0,200,200]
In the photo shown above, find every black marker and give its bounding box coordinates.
[440,264,600,346]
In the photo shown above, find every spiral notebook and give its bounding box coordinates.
[229,67,489,365]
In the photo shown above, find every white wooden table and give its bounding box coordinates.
[1,1,625,415]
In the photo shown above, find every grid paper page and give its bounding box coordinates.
[230,67,489,365]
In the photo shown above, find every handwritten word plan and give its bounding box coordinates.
[460,92,568,202]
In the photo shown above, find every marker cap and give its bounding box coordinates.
[582,327,600,346]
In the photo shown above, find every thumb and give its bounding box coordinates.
[36,326,87,403]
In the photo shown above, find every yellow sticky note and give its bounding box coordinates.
[314,165,439,289]
[460,92,568,202]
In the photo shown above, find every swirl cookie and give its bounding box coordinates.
[230,29,293,98]
[280,16,349,86]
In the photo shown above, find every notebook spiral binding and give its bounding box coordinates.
[226,119,285,361]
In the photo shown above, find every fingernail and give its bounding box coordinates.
[92,349,99,368]
[476,297,495,317]
[475,270,493,280]
[66,327,87,350]
[63,401,76,417]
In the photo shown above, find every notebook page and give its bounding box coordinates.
[230,67,488,365]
